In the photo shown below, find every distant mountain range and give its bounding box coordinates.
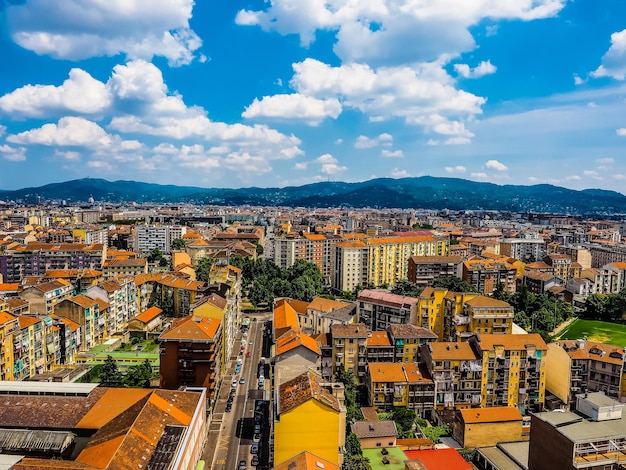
[1,177,626,215]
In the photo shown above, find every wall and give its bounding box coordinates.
[545,343,571,405]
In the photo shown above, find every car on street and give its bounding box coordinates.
[251,456,259,466]
[250,443,259,454]
[238,460,247,470]
[239,377,246,385]
[225,404,232,412]
[235,366,241,374]
[246,351,251,357]
[232,379,238,388]
[253,432,261,443]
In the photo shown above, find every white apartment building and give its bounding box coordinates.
[133,225,187,254]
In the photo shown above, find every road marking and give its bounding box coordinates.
[218,435,230,450]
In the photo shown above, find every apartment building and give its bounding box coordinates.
[544,253,581,281]
[331,240,368,292]
[331,323,368,384]
[0,311,18,380]
[499,237,545,262]
[102,257,147,279]
[421,341,482,411]
[20,279,73,315]
[445,295,514,342]
[0,242,106,282]
[159,315,222,401]
[470,333,548,413]
[365,330,395,363]
[366,362,434,417]
[274,234,333,283]
[357,289,419,331]
[274,370,346,466]
[86,277,137,334]
[546,339,626,409]
[54,295,103,350]
[462,258,517,295]
[529,393,626,470]
[416,287,450,340]
[386,323,437,363]
[406,255,463,287]
[133,224,187,254]
[367,235,448,287]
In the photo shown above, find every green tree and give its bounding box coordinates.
[195,257,215,282]
[433,276,478,293]
[124,359,154,388]
[421,424,450,443]
[342,454,372,470]
[171,238,186,250]
[391,280,422,297]
[345,432,362,456]
[391,407,416,436]
[147,247,166,264]
[100,355,123,387]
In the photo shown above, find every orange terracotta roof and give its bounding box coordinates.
[477,333,547,351]
[18,315,41,329]
[464,295,512,308]
[274,451,339,470]
[70,295,99,309]
[134,306,163,324]
[0,283,20,291]
[426,342,478,361]
[278,371,341,415]
[369,362,431,384]
[460,406,522,424]
[159,315,221,342]
[274,299,300,330]
[331,323,368,338]
[276,329,321,356]
[307,297,350,313]
[367,331,392,347]
[0,311,17,326]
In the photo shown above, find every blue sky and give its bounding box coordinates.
[1,1,626,194]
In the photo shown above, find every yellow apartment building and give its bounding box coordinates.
[449,295,514,342]
[0,311,18,381]
[331,323,368,384]
[366,362,434,417]
[420,341,482,411]
[274,370,346,466]
[470,333,548,414]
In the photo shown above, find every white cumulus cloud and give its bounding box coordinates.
[391,168,409,178]
[485,159,508,171]
[0,69,111,118]
[316,153,347,175]
[591,29,626,80]
[381,149,403,158]
[617,128,626,136]
[454,60,497,79]
[0,144,27,162]
[242,94,342,125]
[445,165,466,173]
[354,133,393,149]
[236,0,564,66]
[6,0,202,66]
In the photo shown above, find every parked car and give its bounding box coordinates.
[246,351,251,357]
[239,377,246,385]
[238,460,247,470]
[251,456,259,466]
[232,379,238,388]
[250,443,259,454]
[225,404,232,412]
[253,432,261,443]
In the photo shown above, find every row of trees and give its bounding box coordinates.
[229,255,324,306]
[97,355,156,388]
[583,288,626,322]
[336,368,370,470]
[493,283,572,341]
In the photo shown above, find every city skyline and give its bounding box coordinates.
[1,1,626,193]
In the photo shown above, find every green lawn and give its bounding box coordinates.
[555,318,626,346]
